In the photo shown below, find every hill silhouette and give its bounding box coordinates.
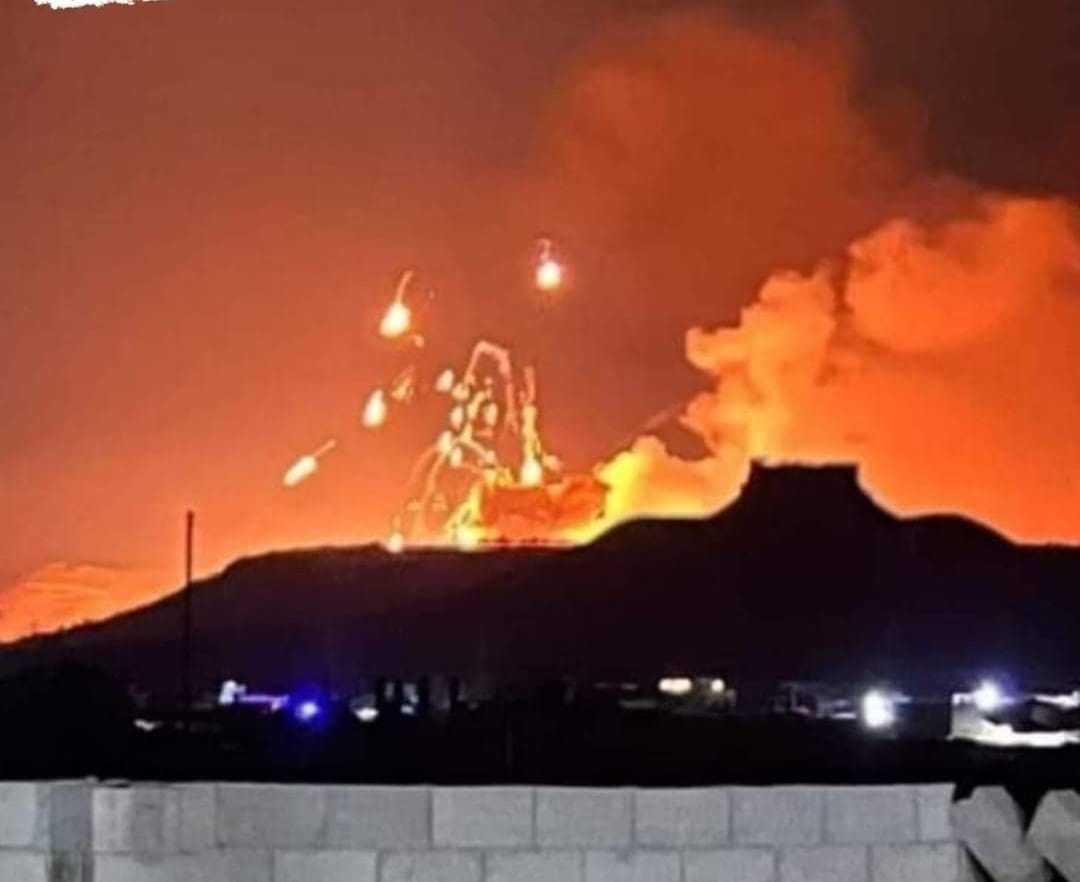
[4,464,1078,693]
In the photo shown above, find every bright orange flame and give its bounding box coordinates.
[362,389,388,428]
[385,531,406,554]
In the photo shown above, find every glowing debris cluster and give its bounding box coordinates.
[281,239,605,552]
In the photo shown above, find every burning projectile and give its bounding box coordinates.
[379,270,416,339]
[283,439,338,488]
[535,238,564,292]
[362,389,388,428]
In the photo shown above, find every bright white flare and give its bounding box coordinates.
[973,680,1005,714]
[283,439,337,487]
[535,238,564,292]
[379,300,412,339]
[536,258,564,292]
[520,457,544,487]
[861,690,897,730]
[362,389,388,428]
[658,677,694,697]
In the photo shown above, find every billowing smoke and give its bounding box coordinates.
[603,196,1080,543]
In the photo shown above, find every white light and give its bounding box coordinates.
[973,680,1005,714]
[709,679,727,695]
[536,258,564,292]
[659,677,694,697]
[218,679,243,706]
[861,690,897,730]
[355,707,379,723]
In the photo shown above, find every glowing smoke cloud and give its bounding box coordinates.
[598,196,1080,545]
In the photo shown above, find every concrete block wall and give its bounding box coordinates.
[76,782,974,882]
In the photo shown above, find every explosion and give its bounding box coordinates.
[284,246,610,551]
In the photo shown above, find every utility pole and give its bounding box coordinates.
[182,510,195,717]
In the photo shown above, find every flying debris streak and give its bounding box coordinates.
[379,271,415,339]
[362,389,388,428]
[283,439,338,488]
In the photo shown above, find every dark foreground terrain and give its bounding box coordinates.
[4,465,1080,695]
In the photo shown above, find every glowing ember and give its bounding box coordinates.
[520,457,543,487]
[378,270,416,339]
[385,531,406,554]
[434,369,455,393]
[536,259,563,292]
[362,389,388,428]
[283,439,337,487]
[379,300,411,339]
[535,238,564,292]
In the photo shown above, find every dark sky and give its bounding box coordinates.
[1,0,1077,598]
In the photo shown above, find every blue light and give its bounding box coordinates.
[294,700,321,723]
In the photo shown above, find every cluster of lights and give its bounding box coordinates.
[657,677,727,698]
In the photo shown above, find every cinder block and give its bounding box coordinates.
[217,783,326,848]
[275,850,377,882]
[1027,790,1080,879]
[825,787,917,844]
[327,786,430,848]
[0,852,48,882]
[684,848,777,882]
[635,788,730,847]
[433,787,532,848]
[48,779,93,881]
[379,850,482,882]
[537,788,632,848]
[48,781,92,851]
[916,786,955,842]
[0,782,44,847]
[950,787,1050,882]
[584,850,680,882]
[176,784,216,853]
[779,845,868,882]
[871,843,973,882]
[95,850,272,882]
[733,788,824,846]
[94,786,170,854]
[49,850,94,882]
[92,784,212,855]
[485,851,583,882]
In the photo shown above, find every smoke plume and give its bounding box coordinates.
[604,196,1080,543]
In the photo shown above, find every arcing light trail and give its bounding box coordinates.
[282,240,608,551]
[282,439,338,488]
